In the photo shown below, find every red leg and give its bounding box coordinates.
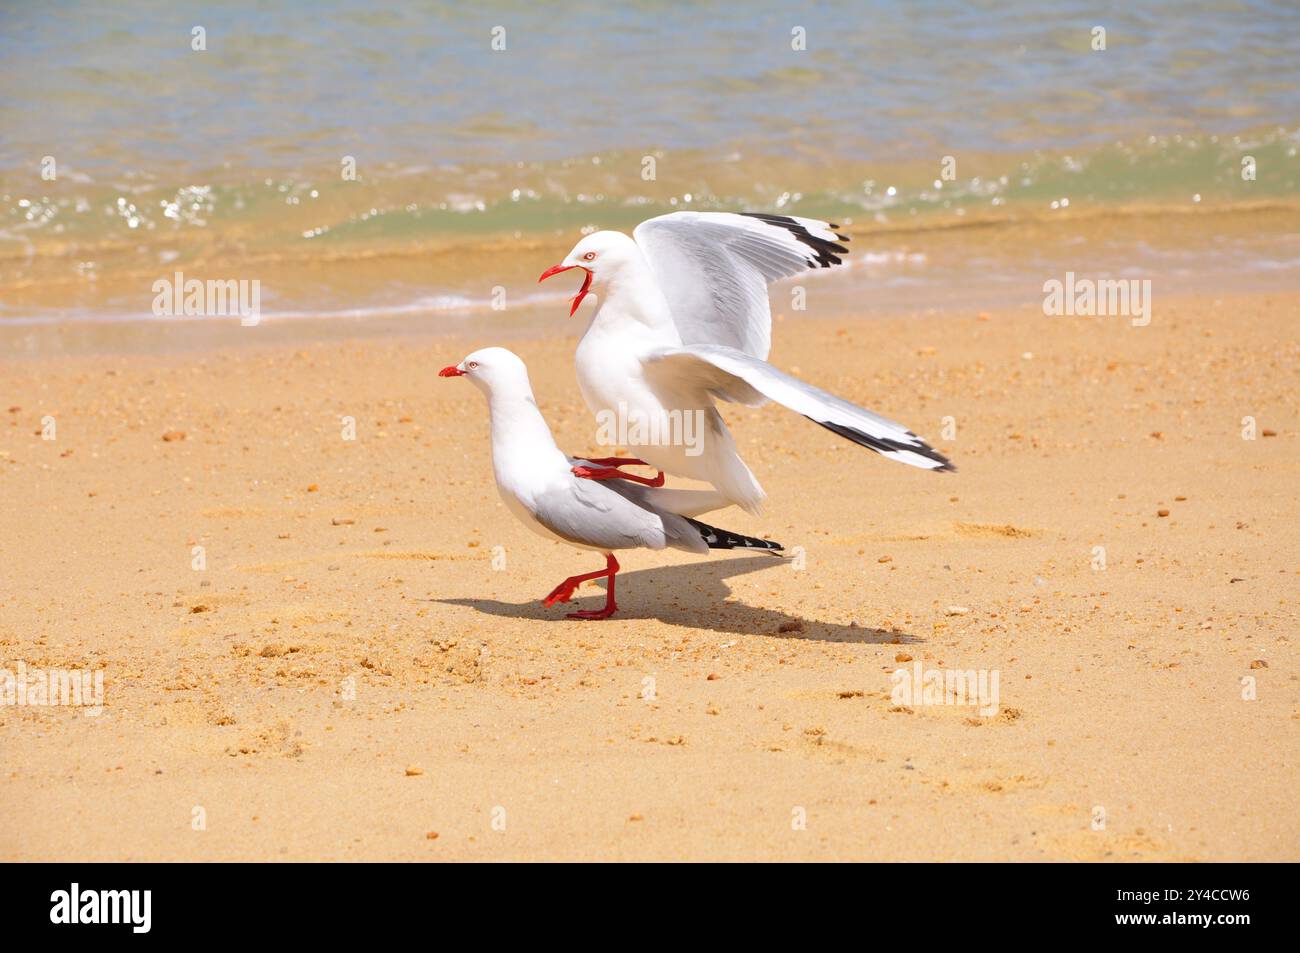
[571,465,665,488]
[583,457,649,467]
[564,554,619,620]
[543,554,620,619]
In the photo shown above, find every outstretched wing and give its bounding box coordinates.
[644,344,954,473]
[632,211,849,361]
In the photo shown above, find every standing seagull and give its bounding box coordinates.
[440,347,782,619]
[539,211,952,514]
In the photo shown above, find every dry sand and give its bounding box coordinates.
[1,292,1296,861]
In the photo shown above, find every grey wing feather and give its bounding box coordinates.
[553,470,710,554]
[532,476,709,554]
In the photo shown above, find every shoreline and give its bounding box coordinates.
[4,201,1299,358]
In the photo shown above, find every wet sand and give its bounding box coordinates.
[0,291,1296,860]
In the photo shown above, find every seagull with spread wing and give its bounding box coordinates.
[538,211,952,514]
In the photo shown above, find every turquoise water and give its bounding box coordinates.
[3,1,1298,174]
[0,1,1296,331]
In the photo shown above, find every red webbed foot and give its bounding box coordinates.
[566,604,618,621]
[542,580,579,606]
[543,554,620,619]
[582,457,649,467]
[571,464,665,488]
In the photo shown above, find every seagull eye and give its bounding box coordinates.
[582,251,596,261]
[467,361,479,369]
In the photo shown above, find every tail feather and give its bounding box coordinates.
[704,407,766,515]
[685,517,784,556]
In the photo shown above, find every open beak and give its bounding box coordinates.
[438,364,465,377]
[538,264,593,317]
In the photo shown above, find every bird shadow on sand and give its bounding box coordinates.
[437,555,921,644]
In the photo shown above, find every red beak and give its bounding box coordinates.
[438,365,465,377]
[538,264,593,317]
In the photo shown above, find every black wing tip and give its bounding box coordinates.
[811,418,955,471]
[738,211,850,267]
[685,516,784,553]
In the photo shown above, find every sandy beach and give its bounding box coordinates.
[2,289,1294,861]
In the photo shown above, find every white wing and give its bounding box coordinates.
[633,211,849,361]
[644,344,954,473]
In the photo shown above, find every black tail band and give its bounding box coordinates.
[686,517,784,554]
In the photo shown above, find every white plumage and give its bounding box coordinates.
[439,347,783,620]
[634,211,851,360]
[539,212,952,515]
